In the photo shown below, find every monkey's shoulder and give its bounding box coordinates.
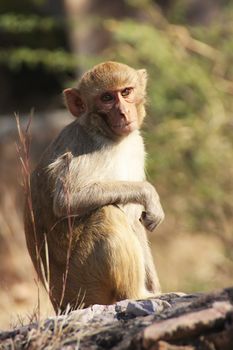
[51,121,95,156]
[36,121,95,167]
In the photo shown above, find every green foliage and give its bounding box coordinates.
[0,9,70,74]
[0,48,77,71]
[0,14,59,33]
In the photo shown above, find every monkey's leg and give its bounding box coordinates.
[57,205,153,310]
[144,247,161,294]
[131,220,161,294]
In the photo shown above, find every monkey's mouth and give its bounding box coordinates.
[112,121,133,130]
[111,121,137,136]
[112,121,130,128]
[98,112,136,135]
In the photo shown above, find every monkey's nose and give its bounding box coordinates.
[118,104,128,116]
[120,110,126,117]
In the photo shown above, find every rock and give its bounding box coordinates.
[143,301,233,349]
[0,287,233,349]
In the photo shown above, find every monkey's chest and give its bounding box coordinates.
[109,156,144,181]
[101,140,145,182]
[78,144,145,183]
[100,146,145,222]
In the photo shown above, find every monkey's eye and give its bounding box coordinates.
[100,92,114,103]
[121,87,133,97]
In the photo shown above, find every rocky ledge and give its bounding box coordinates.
[1,287,233,350]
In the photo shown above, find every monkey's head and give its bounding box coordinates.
[64,61,148,139]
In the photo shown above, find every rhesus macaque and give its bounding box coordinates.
[24,61,164,312]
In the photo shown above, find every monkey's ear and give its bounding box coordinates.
[137,69,148,92]
[63,88,86,118]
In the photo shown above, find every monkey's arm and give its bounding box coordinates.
[53,179,164,232]
[47,152,164,231]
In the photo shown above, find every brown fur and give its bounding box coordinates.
[24,61,164,312]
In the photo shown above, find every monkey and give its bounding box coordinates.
[24,61,165,313]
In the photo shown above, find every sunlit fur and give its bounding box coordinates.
[24,61,163,313]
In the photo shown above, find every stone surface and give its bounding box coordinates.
[0,287,233,349]
[143,301,233,348]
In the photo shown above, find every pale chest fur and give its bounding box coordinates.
[103,132,146,182]
[71,131,146,222]
[73,131,146,184]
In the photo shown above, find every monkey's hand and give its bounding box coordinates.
[140,183,165,232]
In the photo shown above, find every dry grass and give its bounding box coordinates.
[6,114,83,326]
[0,116,54,330]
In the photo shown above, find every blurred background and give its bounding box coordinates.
[0,0,232,329]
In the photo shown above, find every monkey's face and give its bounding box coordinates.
[63,61,148,140]
[94,87,139,137]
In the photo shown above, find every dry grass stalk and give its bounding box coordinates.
[15,114,42,321]
[15,114,40,274]
[15,115,83,317]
